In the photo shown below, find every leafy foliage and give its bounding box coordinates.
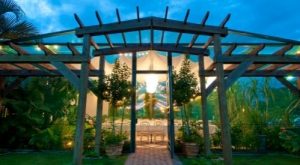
[173,56,198,106]
[0,77,77,149]
[0,0,38,39]
[279,129,300,153]
[173,56,198,136]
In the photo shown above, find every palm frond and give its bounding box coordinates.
[0,0,24,19]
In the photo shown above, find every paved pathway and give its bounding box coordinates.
[125,143,182,165]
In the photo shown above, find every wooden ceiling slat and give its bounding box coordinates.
[262,44,294,71]
[67,43,80,56]
[224,44,236,56]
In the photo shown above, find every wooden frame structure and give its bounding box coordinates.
[1,6,300,165]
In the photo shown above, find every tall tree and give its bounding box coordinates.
[173,56,198,135]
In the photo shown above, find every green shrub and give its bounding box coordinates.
[279,129,300,153]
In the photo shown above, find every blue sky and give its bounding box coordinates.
[17,0,300,41]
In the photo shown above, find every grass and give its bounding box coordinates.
[180,154,300,165]
[0,152,127,165]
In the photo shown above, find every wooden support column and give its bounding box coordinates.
[94,55,105,156]
[130,52,137,152]
[73,34,91,165]
[198,55,211,156]
[213,34,232,165]
[167,52,175,158]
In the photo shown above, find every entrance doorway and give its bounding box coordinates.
[135,74,168,146]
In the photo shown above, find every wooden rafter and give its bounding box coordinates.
[93,43,209,56]
[175,9,190,48]
[75,16,228,37]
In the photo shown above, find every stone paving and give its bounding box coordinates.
[125,143,182,165]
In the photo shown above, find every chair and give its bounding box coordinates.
[136,121,150,143]
[152,120,165,143]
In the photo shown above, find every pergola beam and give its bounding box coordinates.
[0,55,87,63]
[94,44,209,55]
[75,17,228,37]
[216,56,300,64]
[160,7,169,45]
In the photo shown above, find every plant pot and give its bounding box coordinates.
[183,142,199,157]
[105,141,124,157]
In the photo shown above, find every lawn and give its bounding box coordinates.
[0,152,127,165]
[180,154,300,165]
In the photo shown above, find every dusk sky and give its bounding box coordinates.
[16,0,300,41]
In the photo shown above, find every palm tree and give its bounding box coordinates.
[0,0,37,39]
[0,0,38,105]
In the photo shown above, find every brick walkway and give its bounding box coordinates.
[125,143,182,165]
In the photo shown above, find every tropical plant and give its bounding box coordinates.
[0,0,37,39]
[173,56,198,136]
[279,129,300,153]
[0,77,77,149]
[0,0,38,107]
[144,93,157,119]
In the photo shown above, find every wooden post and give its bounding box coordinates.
[73,34,90,165]
[167,51,175,158]
[198,55,211,156]
[94,55,105,156]
[130,52,137,152]
[213,34,233,165]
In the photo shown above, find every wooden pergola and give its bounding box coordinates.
[1,7,300,165]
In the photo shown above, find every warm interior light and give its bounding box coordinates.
[35,46,41,51]
[145,74,159,93]
[0,45,3,50]
[286,75,295,81]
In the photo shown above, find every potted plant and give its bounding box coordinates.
[94,59,131,156]
[179,121,204,157]
[173,56,200,156]
[103,130,127,157]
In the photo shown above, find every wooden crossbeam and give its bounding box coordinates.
[90,38,100,50]
[0,55,86,63]
[175,9,190,48]
[67,43,80,55]
[93,43,209,55]
[38,43,56,55]
[213,70,300,77]
[223,44,236,56]
[202,14,231,49]
[96,11,113,48]
[137,6,142,46]
[248,44,265,55]
[220,14,231,28]
[4,69,300,77]
[160,7,169,45]
[216,55,300,64]
[8,42,54,73]
[224,61,253,89]
[244,44,265,70]
[75,16,228,37]
[74,13,84,28]
[206,80,217,96]
[260,44,294,71]
[188,12,209,48]
[38,43,80,90]
[116,9,127,47]
[206,63,215,71]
